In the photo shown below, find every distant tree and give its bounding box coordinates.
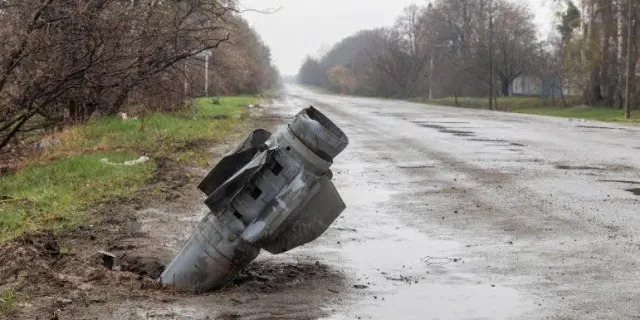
[327,65,360,94]
[492,1,541,96]
[298,57,326,87]
[0,0,279,152]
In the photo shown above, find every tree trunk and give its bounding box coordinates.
[501,80,509,96]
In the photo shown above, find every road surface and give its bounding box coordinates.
[68,84,639,320]
[270,85,640,319]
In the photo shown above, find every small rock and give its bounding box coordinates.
[353,284,368,289]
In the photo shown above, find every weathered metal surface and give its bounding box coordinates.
[160,107,348,292]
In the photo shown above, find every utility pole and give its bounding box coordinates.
[488,0,494,110]
[429,52,434,100]
[625,0,633,120]
[204,52,210,96]
[184,59,188,96]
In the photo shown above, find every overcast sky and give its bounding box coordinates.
[241,0,557,76]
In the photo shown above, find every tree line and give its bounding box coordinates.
[0,0,279,152]
[298,0,639,115]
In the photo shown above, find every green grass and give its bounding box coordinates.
[423,96,640,123]
[0,288,21,315]
[0,153,154,241]
[0,96,256,242]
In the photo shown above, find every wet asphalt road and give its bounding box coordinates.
[274,85,640,319]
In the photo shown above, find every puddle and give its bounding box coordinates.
[626,188,640,196]
[352,282,534,320]
[555,165,602,170]
[337,226,535,320]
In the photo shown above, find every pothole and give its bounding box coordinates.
[467,138,508,143]
[422,121,470,124]
[577,125,617,130]
[417,123,445,129]
[416,123,476,137]
[396,164,435,169]
[597,180,640,184]
[555,165,602,170]
[626,188,640,196]
[439,129,475,136]
[627,188,640,196]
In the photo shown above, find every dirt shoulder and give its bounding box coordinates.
[0,104,344,320]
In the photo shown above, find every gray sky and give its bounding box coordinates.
[242,0,556,76]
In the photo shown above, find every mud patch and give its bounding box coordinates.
[227,261,338,292]
[626,188,640,196]
[0,232,61,285]
[119,255,165,279]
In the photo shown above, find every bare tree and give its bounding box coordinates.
[0,0,278,151]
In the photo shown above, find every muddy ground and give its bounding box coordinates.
[3,85,640,319]
[0,106,344,320]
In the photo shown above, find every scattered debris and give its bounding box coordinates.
[161,107,349,292]
[56,298,72,306]
[97,251,116,270]
[100,156,150,166]
[421,256,456,265]
[118,113,138,121]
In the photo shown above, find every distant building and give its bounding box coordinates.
[511,75,541,96]
[511,75,579,98]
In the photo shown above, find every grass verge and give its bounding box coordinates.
[0,96,256,242]
[422,96,640,123]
